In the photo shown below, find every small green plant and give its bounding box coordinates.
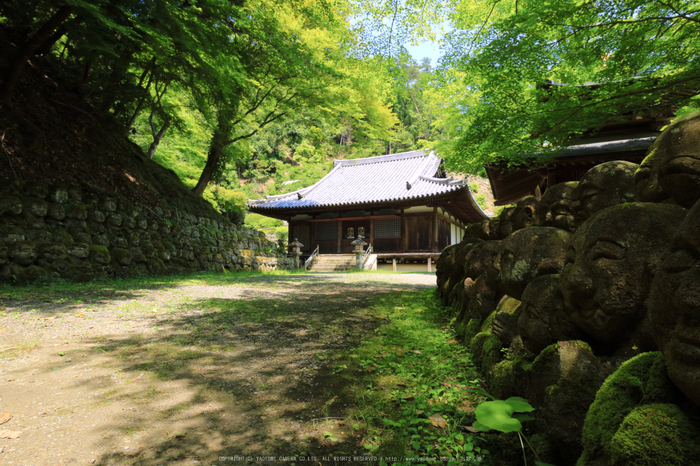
[473,396,552,466]
[323,431,338,442]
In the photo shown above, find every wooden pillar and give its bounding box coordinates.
[546,167,556,192]
[427,257,432,272]
[336,220,342,254]
[392,258,397,272]
[370,218,375,251]
[431,211,438,252]
[400,210,407,252]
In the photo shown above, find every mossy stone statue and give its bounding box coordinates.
[651,197,700,407]
[538,181,578,231]
[640,111,700,208]
[527,340,605,464]
[518,275,581,355]
[574,160,638,225]
[562,203,686,351]
[579,352,700,465]
[499,227,571,300]
[10,241,37,266]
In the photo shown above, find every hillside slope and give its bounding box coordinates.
[0,60,220,219]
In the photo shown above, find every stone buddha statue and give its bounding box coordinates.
[537,181,578,231]
[518,275,581,355]
[463,240,503,321]
[574,160,638,226]
[561,203,686,351]
[651,198,700,406]
[499,227,571,300]
[634,144,669,203]
[644,111,700,208]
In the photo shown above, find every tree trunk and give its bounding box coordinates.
[0,5,75,105]
[78,58,92,93]
[147,117,170,159]
[192,111,232,197]
[125,58,157,136]
[35,24,69,56]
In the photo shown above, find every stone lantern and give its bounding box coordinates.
[289,238,304,268]
[351,235,368,270]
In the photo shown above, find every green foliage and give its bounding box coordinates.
[471,393,551,466]
[349,0,457,59]
[1,0,407,200]
[333,291,490,463]
[244,213,283,230]
[473,397,535,433]
[437,0,700,171]
[202,185,247,225]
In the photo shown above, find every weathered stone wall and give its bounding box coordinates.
[0,177,293,283]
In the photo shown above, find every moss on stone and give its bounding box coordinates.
[579,352,662,465]
[609,403,700,466]
[480,310,497,333]
[110,248,132,266]
[470,331,502,371]
[488,357,525,399]
[53,230,74,243]
[463,318,482,345]
[88,245,110,265]
[645,354,679,403]
[531,342,560,370]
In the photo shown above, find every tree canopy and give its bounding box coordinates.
[438,0,700,171]
[3,0,697,218]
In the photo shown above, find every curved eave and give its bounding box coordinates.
[249,186,487,224]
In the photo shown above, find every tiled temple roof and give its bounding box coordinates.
[249,150,477,209]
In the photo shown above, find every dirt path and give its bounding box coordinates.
[0,272,435,466]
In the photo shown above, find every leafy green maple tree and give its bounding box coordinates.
[439,0,700,172]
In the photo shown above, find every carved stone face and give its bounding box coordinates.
[489,208,514,240]
[562,203,686,345]
[511,196,540,232]
[518,275,579,354]
[574,161,638,225]
[463,240,501,283]
[652,112,700,208]
[635,146,669,203]
[466,274,501,321]
[651,199,700,406]
[499,227,570,300]
[538,182,578,231]
[463,240,503,320]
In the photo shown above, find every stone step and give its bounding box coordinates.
[305,254,362,272]
[311,260,356,265]
[309,257,356,263]
[308,266,355,272]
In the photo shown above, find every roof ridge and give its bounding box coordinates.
[333,149,427,167]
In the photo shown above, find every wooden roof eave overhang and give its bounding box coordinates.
[486,134,658,205]
[249,186,488,224]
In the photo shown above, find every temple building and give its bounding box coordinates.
[486,79,678,205]
[248,150,487,271]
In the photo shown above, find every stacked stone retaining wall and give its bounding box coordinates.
[0,177,292,283]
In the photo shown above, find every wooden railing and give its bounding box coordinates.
[304,245,319,270]
[361,243,373,269]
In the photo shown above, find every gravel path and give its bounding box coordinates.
[0,272,435,466]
